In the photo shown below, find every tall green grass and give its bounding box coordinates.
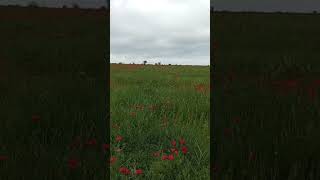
[110,64,210,179]
[212,11,320,179]
[0,6,108,179]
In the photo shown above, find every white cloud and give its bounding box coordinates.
[111,0,210,65]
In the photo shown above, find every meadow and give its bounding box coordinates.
[110,64,210,179]
[0,6,109,179]
[212,11,320,179]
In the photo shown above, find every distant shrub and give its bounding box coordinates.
[99,6,106,10]
[28,1,39,8]
[72,3,79,9]
[7,4,21,7]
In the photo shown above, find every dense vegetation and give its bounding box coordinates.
[110,64,210,179]
[212,11,320,179]
[0,6,109,179]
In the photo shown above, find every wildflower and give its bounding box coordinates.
[195,84,206,93]
[68,158,79,169]
[109,156,117,165]
[135,169,143,175]
[31,115,40,123]
[171,148,179,155]
[102,143,110,151]
[171,140,177,147]
[85,139,97,146]
[161,155,168,160]
[181,146,188,154]
[0,155,8,161]
[179,138,186,145]
[119,167,131,175]
[168,154,174,161]
[116,135,123,142]
[284,79,298,88]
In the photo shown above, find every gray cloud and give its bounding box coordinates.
[111,0,210,65]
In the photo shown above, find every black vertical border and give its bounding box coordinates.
[106,1,110,180]
[210,4,215,180]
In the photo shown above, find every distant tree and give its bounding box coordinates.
[143,60,147,65]
[28,1,39,8]
[118,62,122,64]
[313,10,317,14]
[99,6,106,10]
[62,5,68,8]
[158,62,161,65]
[169,64,171,66]
[72,3,79,9]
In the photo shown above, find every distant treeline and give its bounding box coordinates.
[0,1,108,10]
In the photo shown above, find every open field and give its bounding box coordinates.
[212,12,320,179]
[0,6,108,179]
[110,64,210,179]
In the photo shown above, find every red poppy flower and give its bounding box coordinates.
[135,169,143,175]
[68,158,79,169]
[171,148,179,155]
[31,115,40,123]
[102,143,110,151]
[181,146,188,154]
[0,155,8,161]
[284,79,298,88]
[119,167,131,175]
[168,154,174,160]
[161,155,168,160]
[171,140,177,147]
[179,138,186,145]
[109,156,117,165]
[85,139,97,146]
[116,135,123,142]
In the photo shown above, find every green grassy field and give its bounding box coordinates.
[212,12,320,179]
[110,64,210,179]
[0,6,108,179]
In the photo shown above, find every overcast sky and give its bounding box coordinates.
[0,0,107,8]
[213,0,320,12]
[111,0,210,65]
